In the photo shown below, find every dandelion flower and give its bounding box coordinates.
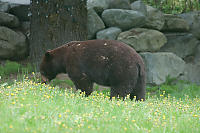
[163,115,166,120]
[132,120,136,123]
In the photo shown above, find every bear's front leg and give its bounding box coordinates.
[71,75,94,96]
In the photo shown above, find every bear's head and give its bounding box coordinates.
[40,51,60,83]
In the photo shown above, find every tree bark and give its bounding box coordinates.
[30,0,87,70]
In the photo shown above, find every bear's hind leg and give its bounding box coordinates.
[130,77,146,101]
[110,86,133,100]
[110,87,118,99]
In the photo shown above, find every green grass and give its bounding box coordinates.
[0,60,33,84]
[0,77,199,133]
[0,61,32,76]
[143,0,200,14]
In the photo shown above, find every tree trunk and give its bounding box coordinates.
[30,0,87,70]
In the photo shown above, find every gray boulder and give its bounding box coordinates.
[8,4,30,21]
[179,11,200,39]
[102,9,145,31]
[0,0,30,4]
[0,26,28,60]
[130,0,147,16]
[194,45,200,64]
[0,12,20,28]
[108,0,131,9]
[87,0,110,14]
[88,8,105,39]
[96,27,122,40]
[179,63,200,85]
[117,28,167,52]
[0,2,10,12]
[160,33,199,58]
[144,5,165,30]
[140,52,185,85]
[162,14,189,32]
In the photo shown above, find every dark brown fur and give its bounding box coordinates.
[40,40,146,100]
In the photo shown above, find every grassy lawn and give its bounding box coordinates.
[0,76,199,133]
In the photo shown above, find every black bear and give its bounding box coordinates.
[40,40,146,100]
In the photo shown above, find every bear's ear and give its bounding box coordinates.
[45,51,53,60]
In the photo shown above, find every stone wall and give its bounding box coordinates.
[0,0,200,85]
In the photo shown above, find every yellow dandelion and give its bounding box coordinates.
[11,93,14,96]
[7,86,11,89]
[124,127,127,131]
[9,125,13,129]
[12,101,16,105]
[66,109,70,113]
[112,116,116,119]
[163,115,166,120]
[57,121,61,125]
[88,126,91,129]
[193,115,198,117]
[132,120,136,123]
[62,124,65,128]
[124,102,127,106]
[59,114,62,118]
[163,91,165,94]
[41,116,45,120]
